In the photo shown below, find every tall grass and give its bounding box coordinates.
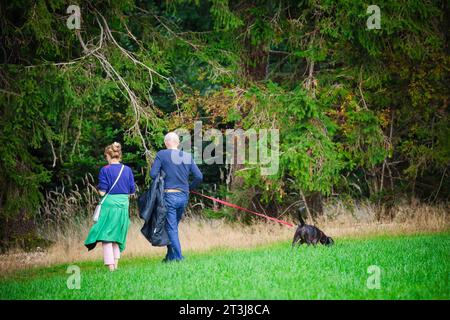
[0,179,448,274]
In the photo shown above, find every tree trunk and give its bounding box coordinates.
[306,192,323,218]
[243,41,269,81]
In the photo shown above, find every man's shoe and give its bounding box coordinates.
[162,257,184,263]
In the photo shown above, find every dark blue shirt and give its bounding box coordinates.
[150,149,203,192]
[98,163,136,194]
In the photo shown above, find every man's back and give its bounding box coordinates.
[150,149,202,192]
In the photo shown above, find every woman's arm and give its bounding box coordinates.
[97,167,109,196]
[129,167,136,195]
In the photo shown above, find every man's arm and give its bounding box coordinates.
[150,153,162,179]
[189,159,203,190]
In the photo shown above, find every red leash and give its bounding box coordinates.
[190,190,294,228]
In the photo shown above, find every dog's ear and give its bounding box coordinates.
[327,237,334,246]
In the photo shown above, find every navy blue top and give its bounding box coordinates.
[98,163,136,194]
[150,149,203,193]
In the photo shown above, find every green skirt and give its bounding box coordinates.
[84,194,130,252]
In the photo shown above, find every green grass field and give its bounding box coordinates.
[1,232,449,300]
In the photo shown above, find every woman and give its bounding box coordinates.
[84,142,135,271]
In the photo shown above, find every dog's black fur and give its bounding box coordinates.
[292,206,334,247]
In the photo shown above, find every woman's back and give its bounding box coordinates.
[98,163,135,194]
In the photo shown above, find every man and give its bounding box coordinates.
[150,132,203,262]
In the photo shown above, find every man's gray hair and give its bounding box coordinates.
[164,132,180,144]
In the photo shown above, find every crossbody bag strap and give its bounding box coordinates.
[100,164,125,205]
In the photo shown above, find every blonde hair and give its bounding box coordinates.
[104,142,122,160]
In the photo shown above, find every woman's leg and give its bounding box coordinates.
[102,242,115,271]
[112,242,121,269]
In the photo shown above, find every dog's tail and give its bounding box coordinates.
[297,205,306,226]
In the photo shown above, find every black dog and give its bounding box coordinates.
[292,206,334,247]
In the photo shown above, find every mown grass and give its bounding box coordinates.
[0,232,449,299]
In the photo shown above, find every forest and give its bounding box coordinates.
[1,0,449,251]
